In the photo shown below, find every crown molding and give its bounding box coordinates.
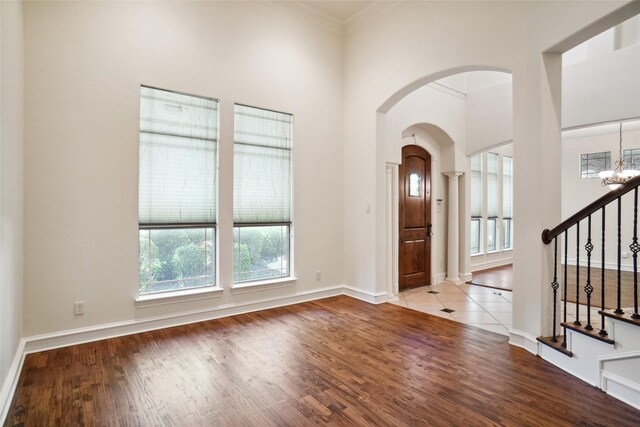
[264,1,344,35]
[345,1,400,34]
[264,1,401,36]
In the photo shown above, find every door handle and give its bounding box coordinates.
[426,223,433,237]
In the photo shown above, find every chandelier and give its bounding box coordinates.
[599,123,639,190]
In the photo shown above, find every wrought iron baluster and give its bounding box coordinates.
[551,237,559,342]
[574,221,581,326]
[616,197,624,314]
[563,230,568,347]
[631,188,640,319]
[584,215,594,330]
[600,206,608,336]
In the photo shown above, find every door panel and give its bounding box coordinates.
[399,145,431,291]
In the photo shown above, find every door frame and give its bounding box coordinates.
[387,145,438,296]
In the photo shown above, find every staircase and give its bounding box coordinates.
[538,175,640,410]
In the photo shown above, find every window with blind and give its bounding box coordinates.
[469,151,513,255]
[486,153,499,252]
[470,154,483,255]
[233,104,292,283]
[138,86,218,295]
[503,156,513,249]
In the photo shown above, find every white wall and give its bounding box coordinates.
[343,0,630,341]
[384,85,465,284]
[561,125,640,272]
[23,1,344,336]
[466,81,513,155]
[0,0,24,398]
[563,44,640,128]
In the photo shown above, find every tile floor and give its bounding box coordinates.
[389,282,609,337]
[389,282,513,335]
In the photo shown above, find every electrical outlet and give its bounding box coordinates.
[622,251,630,259]
[315,271,321,281]
[74,301,85,315]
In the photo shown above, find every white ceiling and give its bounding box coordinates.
[300,1,373,22]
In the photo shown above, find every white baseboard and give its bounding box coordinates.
[343,286,389,304]
[508,328,539,355]
[460,272,472,282]
[601,371,640,411]
[564,258,634,272]
[470,258,513,273]
[0,339,26,424]
[24,285,346,355]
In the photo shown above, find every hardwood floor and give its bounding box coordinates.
[564,264,638,310]
[468,264,513,291]
[5,296,640,426]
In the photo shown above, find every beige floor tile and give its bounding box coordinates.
[501,292,513,302]
[490,312,513,324]
[451,311,499,324]
[429,284,465,294]
[477,301,513,313]
[468,293,508,302]
[435,293,475,302]
[403,293,441,305]
[407,301,446,312]
[460,285,497,294]
[468,323,509,336]
[403,286,431,296]
[439,301,486,312]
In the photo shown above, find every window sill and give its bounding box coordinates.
[135,286,223,308]
[471,253,485,257]
[231,277,298,294]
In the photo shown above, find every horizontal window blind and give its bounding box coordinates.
[487,152,499,218]
[503,156,512,219]
[139,87,218,225]
[234,104,292,224]
[470,154,482,218]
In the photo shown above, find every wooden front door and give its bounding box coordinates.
[399,145,432,290]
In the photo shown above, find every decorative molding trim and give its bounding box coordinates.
[134,286,224,308]
[508,329,539,355]
[598,349,640,363]
[230,277,298,294]
[0,339,26,424]
[601,371,640,411]
[263,1,343,34]
[345,1,400,34]
[428,82,467,100]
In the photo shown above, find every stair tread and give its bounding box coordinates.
[537,336,573,357]
[599,309,640,327]
[560,322,614,344]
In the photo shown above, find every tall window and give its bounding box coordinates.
[503,156,513,249]
[233,104,292,283]
[486,153,499,252]
[470,154,482,255]
[138,87,218,295]
[469,152,513,255]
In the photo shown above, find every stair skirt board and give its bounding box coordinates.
[601,372,640,411]
[538,320,640,405]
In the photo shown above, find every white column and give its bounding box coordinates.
[444,172,464,284]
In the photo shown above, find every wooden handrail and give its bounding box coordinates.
[541,174,640,244]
